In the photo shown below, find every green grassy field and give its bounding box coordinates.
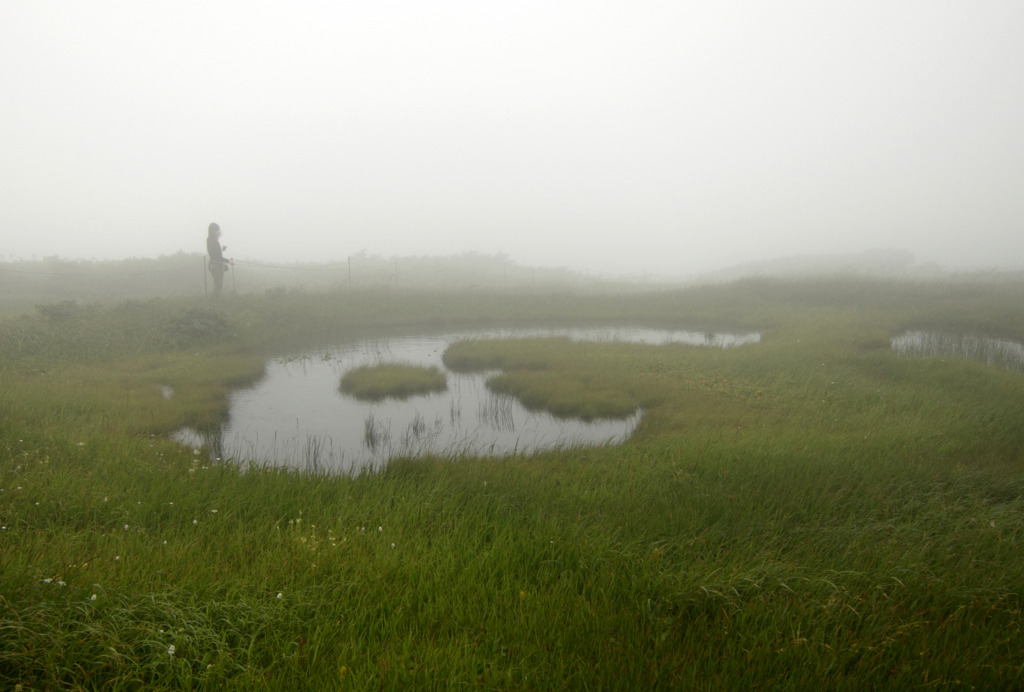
[2,277,1024,689]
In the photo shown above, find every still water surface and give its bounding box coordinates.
[176,327,759,474]
[891,331,1024,372]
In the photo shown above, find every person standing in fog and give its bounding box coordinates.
[206,222,231,297]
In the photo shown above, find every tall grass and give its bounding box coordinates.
[2,277,1024,688]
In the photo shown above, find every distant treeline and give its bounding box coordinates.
[0,252,636,314]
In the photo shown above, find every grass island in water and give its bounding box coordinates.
[340,363,448,402]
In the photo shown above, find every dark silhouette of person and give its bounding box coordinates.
[206,222,231,297]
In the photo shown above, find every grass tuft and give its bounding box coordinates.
[339,364,447,401]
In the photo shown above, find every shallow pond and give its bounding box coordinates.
[175,326,760,474]
[891,331,1024,372]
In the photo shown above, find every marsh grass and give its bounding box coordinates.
[3,277,1024,688]
[362,412,390,452]
[340,364,447,402]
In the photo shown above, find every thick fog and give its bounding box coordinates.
[2,1,1022,277]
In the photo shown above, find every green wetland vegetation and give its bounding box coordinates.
[2,274,1024,689]
[340,364,448,402]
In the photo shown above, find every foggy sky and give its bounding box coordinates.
[2,1,1022,277]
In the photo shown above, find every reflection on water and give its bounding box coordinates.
[175,326,760,474]
[891,331,1024,372]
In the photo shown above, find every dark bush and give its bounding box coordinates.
[164,307,232,347]
[35,300,93,322]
